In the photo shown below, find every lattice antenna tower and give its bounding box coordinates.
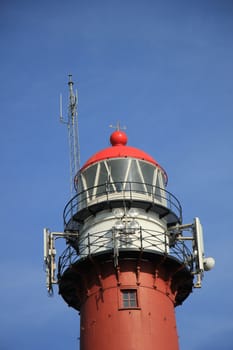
[60,75,80,198]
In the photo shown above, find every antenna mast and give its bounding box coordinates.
[60,75,80,198]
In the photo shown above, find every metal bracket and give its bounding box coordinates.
[167,217,214,288]
[43,228,78,294]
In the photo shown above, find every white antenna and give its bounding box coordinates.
[194,217,205,272]
[60,75,80,198]
[43,228,78,294]
[167,217,215,288]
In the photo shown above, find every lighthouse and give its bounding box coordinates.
[43,79,214,350]
[45,130,215,349]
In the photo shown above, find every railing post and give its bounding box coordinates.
[139,228,143,250]
[88,232,91,256]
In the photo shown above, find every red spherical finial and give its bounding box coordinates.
[110,130,128,146]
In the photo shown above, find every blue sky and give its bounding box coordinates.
[1,0,233,349]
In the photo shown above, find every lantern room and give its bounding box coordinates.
[63,130,183,258]
[72,130,180,222]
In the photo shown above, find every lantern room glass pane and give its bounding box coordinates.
[84,163,98,189]
[108,159,129,182]
[140,161,155,187]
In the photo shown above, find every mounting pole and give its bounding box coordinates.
[60,75,80,199]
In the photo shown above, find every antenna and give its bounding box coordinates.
[60,75,80,198]
[43,228,79,294]
[194,217,204,272]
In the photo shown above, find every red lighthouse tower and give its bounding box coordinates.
[43,126,214,350]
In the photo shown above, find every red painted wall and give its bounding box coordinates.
[79,259,179,350]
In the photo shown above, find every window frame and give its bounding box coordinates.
[118,287,141,310]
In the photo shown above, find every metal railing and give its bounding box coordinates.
[63,181,182,227]
[57,228,193,278]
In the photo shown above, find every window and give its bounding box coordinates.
[121,289,138,308]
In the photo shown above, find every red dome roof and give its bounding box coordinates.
[81,130,167,182]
